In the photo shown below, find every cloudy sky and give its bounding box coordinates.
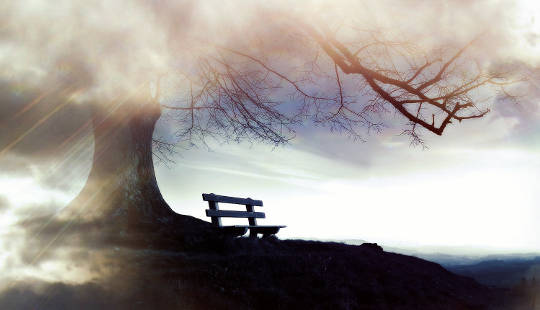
[1,0,540,288]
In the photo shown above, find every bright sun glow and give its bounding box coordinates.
[517,0,540,31]
[513,0,540,61]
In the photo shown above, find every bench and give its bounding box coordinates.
[202,193,286,238]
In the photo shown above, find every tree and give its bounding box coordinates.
[63,18,514,243]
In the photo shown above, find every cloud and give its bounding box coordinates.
[0,281,115,310]
[490,66,540,145]
[0,196,7,213]
[0,81,92,159]
[1,0,537,156]
[14,209,119,267]
[0,156,33,177]
[0,80,93,196]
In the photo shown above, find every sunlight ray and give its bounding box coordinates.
[0,86,78,159]
[12,85,59,120]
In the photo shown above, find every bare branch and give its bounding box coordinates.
[156,22,518,153]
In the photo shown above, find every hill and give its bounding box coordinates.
[0,232,516,309]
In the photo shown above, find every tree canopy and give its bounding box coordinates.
[154,21,516,161]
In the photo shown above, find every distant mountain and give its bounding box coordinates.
[329,238,540,267]
[329,238,540,289]
[446,257,540,288]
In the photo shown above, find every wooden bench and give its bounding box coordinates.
[202,193,286,238]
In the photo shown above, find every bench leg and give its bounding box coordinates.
[263,227,280,238]
[249,230,258,238]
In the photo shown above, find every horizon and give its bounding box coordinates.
[155,137,540,255]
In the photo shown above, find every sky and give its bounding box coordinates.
[1,0,540,289]
[155,106,540,250]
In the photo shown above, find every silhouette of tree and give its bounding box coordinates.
[65,21,516,239]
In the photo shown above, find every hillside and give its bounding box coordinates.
[0,228,516,310]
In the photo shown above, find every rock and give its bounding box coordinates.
[360,242,383,252]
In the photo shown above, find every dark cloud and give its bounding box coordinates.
[0,80,92,161]
[0,80,93,194]
[0,255,208,310]
[0,281,115,310]
[16,212,108,265]
[4,198,106,269]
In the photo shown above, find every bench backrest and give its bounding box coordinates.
[202,193,264,227]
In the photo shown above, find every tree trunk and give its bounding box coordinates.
[86,96,171,222]
[67,92,211,248]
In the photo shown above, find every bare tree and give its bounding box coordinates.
[158,24,515,154]
[67,21,515,238]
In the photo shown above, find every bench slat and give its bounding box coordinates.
[202,193,263,206]
[206,209,266,219]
